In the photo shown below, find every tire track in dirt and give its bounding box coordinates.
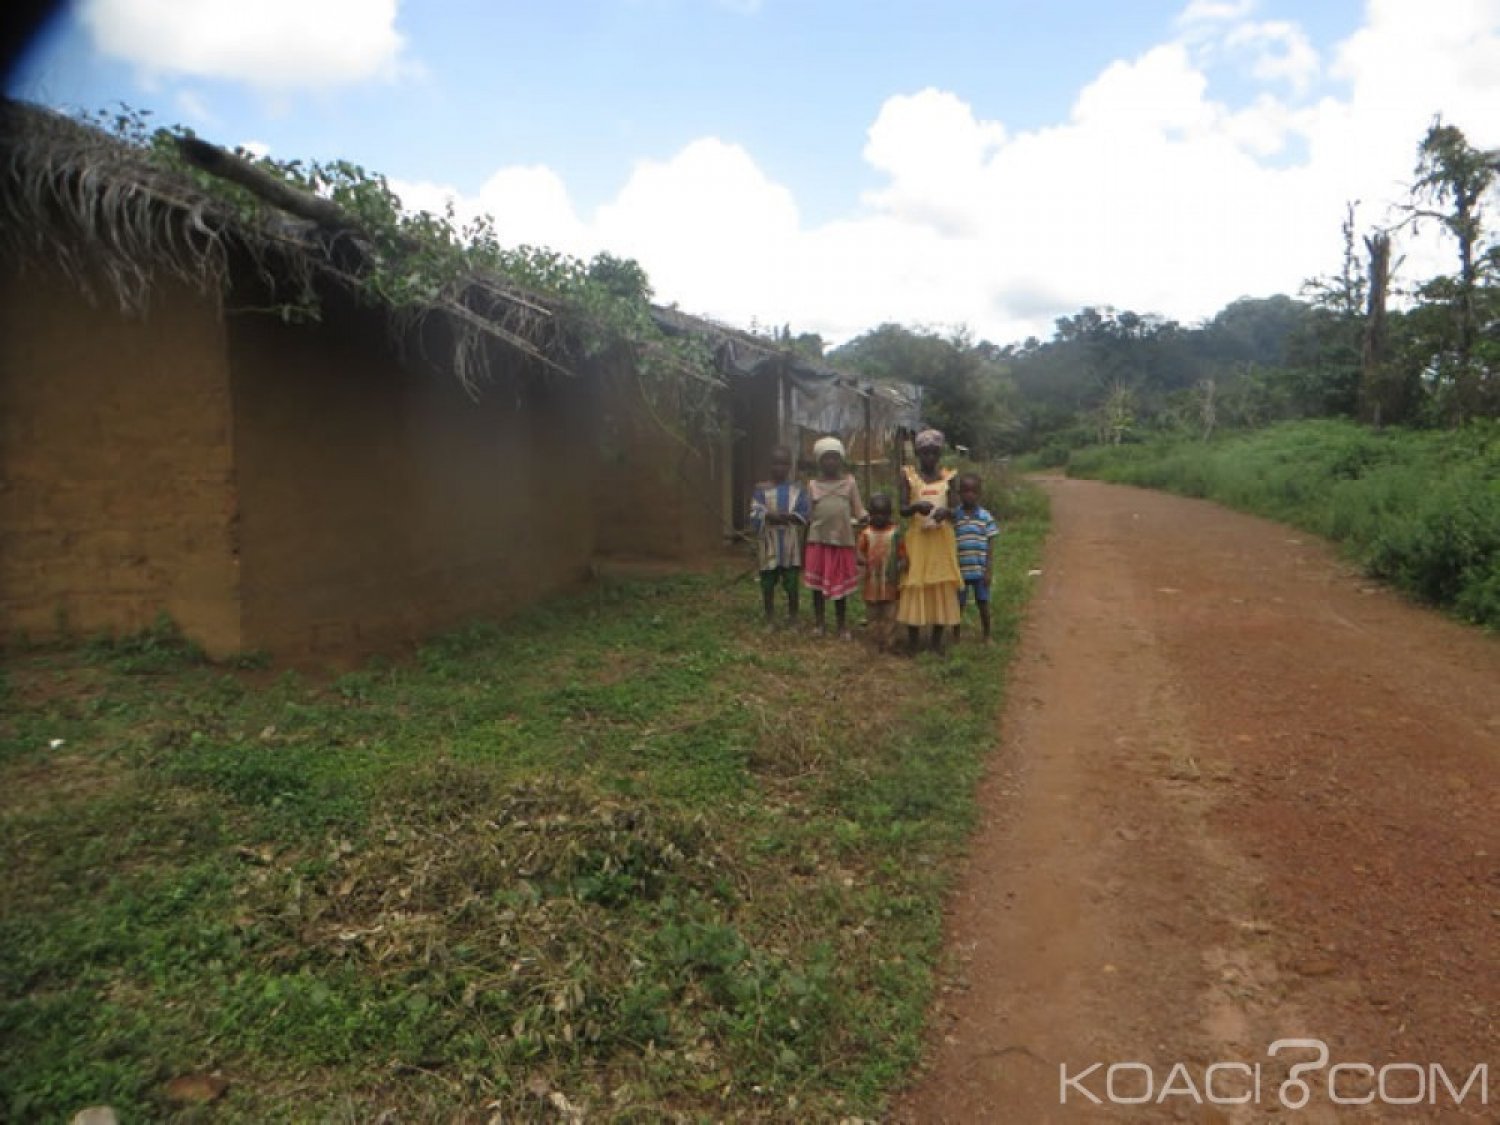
[893,477,1498,1123]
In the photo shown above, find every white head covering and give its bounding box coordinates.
[813,436,846,460]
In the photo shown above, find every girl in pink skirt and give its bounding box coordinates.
[803,435,866,638]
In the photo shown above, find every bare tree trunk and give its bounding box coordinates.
[1456,187,1478,423]
[1360,232,1391,428]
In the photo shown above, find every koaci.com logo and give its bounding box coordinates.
[1060,1039,1489,1110]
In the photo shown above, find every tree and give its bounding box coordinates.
[1197,377,1217,441]
[831,324,1015,455]
[1296,202,1367,418]
[1358,230,1404,426]
[1091,380,1136,445]
[586,252,653,302]
[784,326,826,359]
[1204,295,1313,370]
[1405,119,1499,421]
[1303,202,1367,322]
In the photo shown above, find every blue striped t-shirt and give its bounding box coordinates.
[952,504,999,580]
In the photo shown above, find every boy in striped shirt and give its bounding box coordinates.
[953,472,1000,643]
[749,446,810,628]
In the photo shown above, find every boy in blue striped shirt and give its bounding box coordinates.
[953,472,1000,642]
[749,446,811,628]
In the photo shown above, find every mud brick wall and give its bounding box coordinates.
[0,265,242,653]
[2,259,728,662]
[593,361,729,560]
[730,372,782,533]
[226,290,599,658]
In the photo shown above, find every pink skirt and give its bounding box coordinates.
[803,543,859,600]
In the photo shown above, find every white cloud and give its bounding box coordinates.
[861,88,1007,237]
[1222,94,1297,156]
[1333,0,1500,129]
[594,139,801,318]
[1225,21,1319,92]
[389,178,464,218]
[1177,0,1257,28]
[476,166,589,254]
[80,0,406,90]
[394,167,591,258]
[394,0,1500,346]
[1071,44,1216,136]
[1315,0,1500,277]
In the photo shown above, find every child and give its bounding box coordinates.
[856,492,905,650]
[748,445,810,627]
[897,428,962,653]
[952,472,1001,643]
[803,435,865,638]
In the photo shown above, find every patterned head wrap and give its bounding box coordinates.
[914,428,945,451]
[813,436,846,460]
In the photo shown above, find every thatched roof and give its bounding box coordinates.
[0,99,567,390]
[652,305,922,438]
[0,97,915,428]
[1,100,251,312]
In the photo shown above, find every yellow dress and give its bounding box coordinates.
[897,466,961,626]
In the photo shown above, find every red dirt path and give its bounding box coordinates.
[893,476,1498,1123]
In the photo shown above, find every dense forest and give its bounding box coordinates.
[827,120,1500,460]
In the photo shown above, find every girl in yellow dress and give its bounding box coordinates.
[897,428,962,653]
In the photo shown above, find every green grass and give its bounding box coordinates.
[0,480,1048,1123]
[1067,419,1500,628]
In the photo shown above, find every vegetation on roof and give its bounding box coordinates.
[0,99,720,417]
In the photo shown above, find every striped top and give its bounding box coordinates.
[749,480,810,570]
[952,504,999,580]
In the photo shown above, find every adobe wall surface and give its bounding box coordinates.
[730,372,783,532]
[0,265,242,654]
[593,362,729,560]
[227,295,599,658]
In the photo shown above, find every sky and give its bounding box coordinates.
[9,0,1500,347]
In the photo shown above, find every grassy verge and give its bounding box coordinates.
[1067,419,1500,628]
[1,479,1047,1122]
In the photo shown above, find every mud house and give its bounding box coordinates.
[0,101,916,659]
[652,308,920,535]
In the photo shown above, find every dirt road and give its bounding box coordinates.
[895,477,1498,1123]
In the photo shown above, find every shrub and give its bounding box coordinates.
[1069,420,1500,627]
[1367,475,1500,610]
[1036,440,1070,468]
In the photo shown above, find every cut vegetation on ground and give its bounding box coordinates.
[1,477,1046,1123]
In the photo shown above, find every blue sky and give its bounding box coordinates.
[10,1,1498,344]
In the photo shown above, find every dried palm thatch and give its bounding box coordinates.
[0,100,245,314]
[0,98,901,423]
[0,99,565,394]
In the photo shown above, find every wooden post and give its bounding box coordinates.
[776,368,787,447]
[862,391,873,499]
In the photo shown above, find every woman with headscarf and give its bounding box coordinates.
[803,435,866,637]
[898,428,962,653]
